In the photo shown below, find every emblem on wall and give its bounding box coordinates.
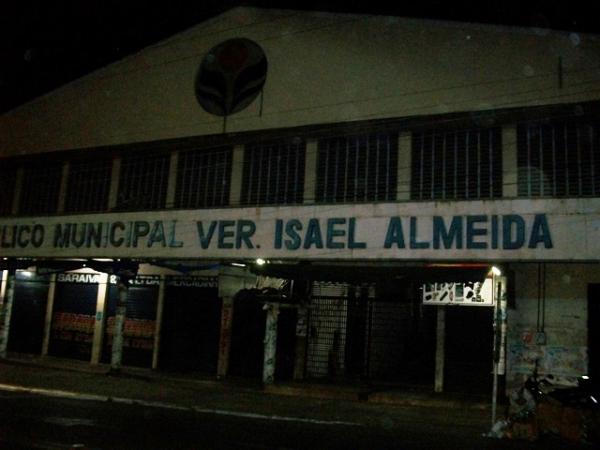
[195,38,268,116]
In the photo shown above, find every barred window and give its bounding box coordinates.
[18,162,63,215]
[241,141,305,205]
[316,133,398,203]
[65,157,112,213]
[116,153,170,210]
[411,128,502,200]
[0,163,17,215]
[517,121,600,197]
[175,147,232,208]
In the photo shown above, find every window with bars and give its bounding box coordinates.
[316,133,398,203]
[411,128,502,200]
[65,158,112,213]
[0,163,17,215]
[18,162,63,215]
[175,147,232,208]
[517,121,600,197]
[240,140,305,205]
[116,153,170,210]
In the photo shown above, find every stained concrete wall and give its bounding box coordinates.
[507,262,598,387]
[1,7,600,156]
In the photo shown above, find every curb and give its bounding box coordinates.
[0,383,362,427]
[2,356,490,411]
[266,384,490,410]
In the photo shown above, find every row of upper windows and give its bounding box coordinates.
[0,119,599,216]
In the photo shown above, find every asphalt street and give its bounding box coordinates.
[0,390,592,450]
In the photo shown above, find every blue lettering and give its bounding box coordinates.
[274,220,283,249]
[148,221,166,247]
[168,220,183,248]
[218,221,235,249]
[348,218,366,249]
[410,217,429,249]
[433,216,463,249]
[503,215,525,249]
[236,220,255,249]
[466,215,487,249]
[384,217,405,249]
[326,218,345,249]
[196,221,217,249]
[285,220,302,250]
[303,219,323,249]
[132,221,150,247]
[528,214,553,248]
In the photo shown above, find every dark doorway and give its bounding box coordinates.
[345,286,368,378]
[275,307,297,381]
[7,272,49,355]
[160,282,221,373]
[444,306,494,396]
[588,284,600,379]
[229,291,265,378]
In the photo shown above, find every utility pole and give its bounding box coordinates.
[110,277,129,371]
[0,269,15,358]
[262,303,279,385]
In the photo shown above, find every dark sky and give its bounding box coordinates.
[1,0,599,113]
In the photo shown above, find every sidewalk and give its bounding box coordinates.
[0,354,493,431]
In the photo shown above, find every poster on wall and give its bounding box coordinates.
[422,278,494,306]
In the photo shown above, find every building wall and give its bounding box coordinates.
[1,8,600,155]
[507,262,598,387]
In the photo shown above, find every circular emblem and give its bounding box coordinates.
[195,38,268,116]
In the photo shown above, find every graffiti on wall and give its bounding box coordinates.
[508,343,588,377]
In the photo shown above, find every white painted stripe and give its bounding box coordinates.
[0,383,360,427]
[0,383,108,402]
[191,406,360,426]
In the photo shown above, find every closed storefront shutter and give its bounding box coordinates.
[7,271,49,355]
[102,275,159,368]
[49,275,98,361]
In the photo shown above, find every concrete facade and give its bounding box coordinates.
[0,7,599,391]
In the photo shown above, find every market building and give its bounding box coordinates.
[0,7,599,397]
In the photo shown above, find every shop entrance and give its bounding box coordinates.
[444,306,494,394]
[48,278,97,361]
[228,289,298,380]
[306,281,436,384]
[7,271,49,355]
[159,277,221,373]
[229,291,265,378]
[102,276,159,368]
[304,274,495,394]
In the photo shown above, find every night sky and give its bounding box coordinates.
[1,0,599,113]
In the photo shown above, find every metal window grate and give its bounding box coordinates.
[0,163,16,215]
[411,128,502,200]
[18,162,63,215]
[240,140,305,205]
[117,153,170,210]
[316,133,398,203]
[175,147,232,208]
[517,121,600,197]
[65,158,112,213]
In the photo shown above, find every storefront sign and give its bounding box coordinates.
[422,279,494,306]
[0,199,598,261]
